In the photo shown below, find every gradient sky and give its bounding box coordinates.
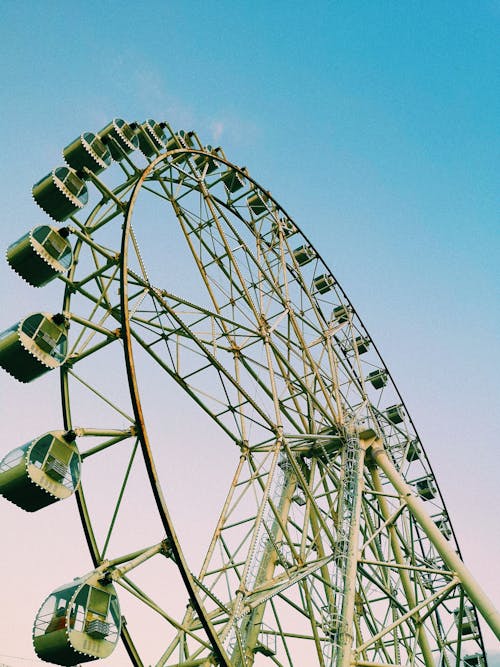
[0,2,498,665]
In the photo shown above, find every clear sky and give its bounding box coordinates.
[0,2,498,665]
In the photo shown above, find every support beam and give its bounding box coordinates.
[369,465,435,667]
[337,433,366,667]
[370,439,500,640]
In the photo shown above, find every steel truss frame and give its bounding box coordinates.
[6,123,497,667]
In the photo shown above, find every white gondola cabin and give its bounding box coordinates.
[33,167,88,221]
[7,225,73,287]
[254,624,277,657]
[0,312,67,382]
[33,572,121,665]
[0,431,80,511]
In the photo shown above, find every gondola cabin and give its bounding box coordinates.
[33,573,121,665]
[366,369,388,389]
[0,312,67,382]
[406,439,421,462]
[133,119,166,156]
[0,431,80,511]
[98,118,139,161]
[165,128,194,151]
[7,225,73,287]
[313,273,335,294]
[222,167,246,192]
[385,404,405,425]
[293,244,316,266]
[413,475,437,501]
[33,167,88,221]
[247,191,268,215]
[63,133,112,177]
[333,304,349,323]
[194,145,220,174]
[163,128,196,164]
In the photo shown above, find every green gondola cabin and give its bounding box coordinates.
[0,431,80,511]
[247,191,269,215]
[222,167,246,192]
[133,119,166,156]
[33,167,88,221]
[98,118,139,160]
[0,312,67,382]
[313,273,335,294]
[7,225,73,287]
[63,133,112,177]
[33,573,121,665]
[194,145,220,174]
[293,244,316,266]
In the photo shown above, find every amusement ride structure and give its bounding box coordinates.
[0,118,498,667]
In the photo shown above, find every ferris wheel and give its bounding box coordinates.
[0,118,498,667]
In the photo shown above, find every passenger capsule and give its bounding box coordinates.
[434,513,452,539]
[7,225,73,287]
[293,244,315,266]
[165,128,194,151]
[0,312,67,382]
[0,431,80,511]
[222,167,246,193]
[353,336,370,354]
[413,475,436,501]
[247,191,269,215]
[405,438,421,461]
[453,606,479,637]
[63,133,112,177]
[133,119,166,156]
[366,369,387,389]
[194,145,220,174]
[333,305,349,323]
[313,273,335,294]
[98,118,139,160]
[33,573,121,665]
[385,404,405,425]
[33,167,88,221]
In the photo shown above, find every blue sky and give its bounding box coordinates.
[0,2,498,664]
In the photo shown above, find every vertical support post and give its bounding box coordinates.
[369,465,435,667]
[336,431,366,667]
[370,439,500,640]
[232,459,297,667]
